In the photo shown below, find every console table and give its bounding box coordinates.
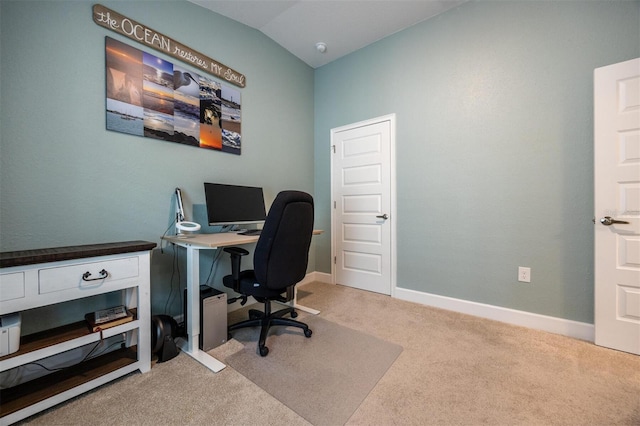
[0,240,156,425]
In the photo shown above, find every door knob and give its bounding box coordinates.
[376,214,389,220]
[600,216,629,226]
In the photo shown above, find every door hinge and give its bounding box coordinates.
[334,201,336,209]
[331,145,336,153]
[334,256,337,264]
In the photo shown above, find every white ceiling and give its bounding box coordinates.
[188,0,467,68]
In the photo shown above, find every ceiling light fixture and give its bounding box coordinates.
[315,42,327,53]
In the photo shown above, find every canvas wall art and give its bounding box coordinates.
[105,37,242,155]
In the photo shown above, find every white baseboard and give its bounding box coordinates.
[394,287,595,342]
[217,273,593,342]
[299,271,332,286]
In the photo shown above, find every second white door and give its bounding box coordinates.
[331,114,395,295]
[594,58,640,355]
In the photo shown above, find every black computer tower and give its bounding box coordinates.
[184,285,227,351]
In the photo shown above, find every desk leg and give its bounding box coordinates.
[186,245,199,353]
[276,285,320,315]
[175,245,226,373]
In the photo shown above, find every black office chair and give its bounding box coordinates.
[223,190,314,356]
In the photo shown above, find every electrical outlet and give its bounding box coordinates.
[518,267,531,283]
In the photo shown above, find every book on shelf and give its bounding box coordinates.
[94,305,127,324]
[85,306,134,332]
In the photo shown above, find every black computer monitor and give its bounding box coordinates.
[204,183,267,226]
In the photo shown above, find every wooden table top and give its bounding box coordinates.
[0,241,157,268]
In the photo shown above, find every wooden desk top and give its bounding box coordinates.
[163,232,261,248]
[162,230,323,249]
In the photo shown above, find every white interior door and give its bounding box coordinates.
[594,57,640,355]
[331,114,395,295]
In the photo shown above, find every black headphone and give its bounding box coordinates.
[151,314,179,362]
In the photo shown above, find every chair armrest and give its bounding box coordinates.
[224,247,250,256]
[224,247,250,285]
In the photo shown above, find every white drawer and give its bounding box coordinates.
[38,257,139,294]
[0,272,25,302]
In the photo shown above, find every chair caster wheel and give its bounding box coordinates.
[259,346,269,357]
[291,310,298,318]
[304,329,312,338]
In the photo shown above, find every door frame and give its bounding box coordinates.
[330,113,397,296]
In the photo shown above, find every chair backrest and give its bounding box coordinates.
[253,191,314,290]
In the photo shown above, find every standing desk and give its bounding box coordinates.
[162,231,321,372]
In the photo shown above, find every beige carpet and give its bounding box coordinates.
[224,315,402,425]
[17,282,640,425]
[17,351,307,426]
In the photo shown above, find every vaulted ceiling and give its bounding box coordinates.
[189,1,467,68]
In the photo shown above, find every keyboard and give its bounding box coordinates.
[239,229,261,236]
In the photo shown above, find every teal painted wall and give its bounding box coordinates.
[0,0,314,331]
[314,0,640,323]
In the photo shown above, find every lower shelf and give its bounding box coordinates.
[0,346,138,418]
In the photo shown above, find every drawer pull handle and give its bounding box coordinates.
[82,269,109,281]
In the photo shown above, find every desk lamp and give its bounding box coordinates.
[175,187,201,237]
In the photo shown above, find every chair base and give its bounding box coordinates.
[228,300,312,356]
